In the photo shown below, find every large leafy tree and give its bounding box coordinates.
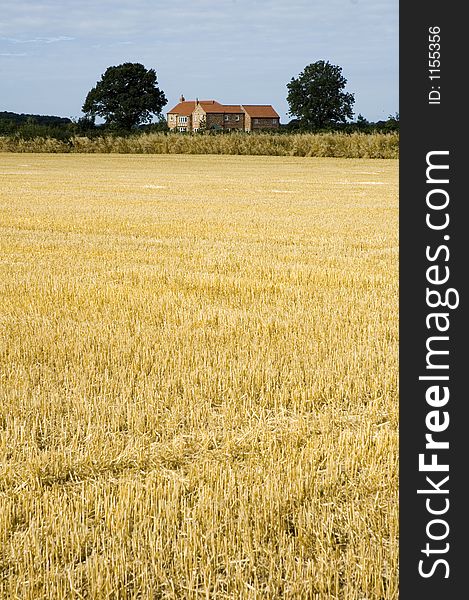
[287,61,355,129]
[82,63,167,129]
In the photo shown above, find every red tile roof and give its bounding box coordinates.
[198,101,229,114]
[167,101,194,116]
[167,100,225,115]
[241,105,280,118]
[168,100,279,118]
[220,105,244,114]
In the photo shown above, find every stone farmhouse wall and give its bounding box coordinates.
[250,117,279,131]
[222,113,245,131]
[206,113,225,130]
[192,105,206,130]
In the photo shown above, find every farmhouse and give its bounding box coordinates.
[167,95,280,132]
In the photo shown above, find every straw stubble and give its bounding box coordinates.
[0,153,398,599]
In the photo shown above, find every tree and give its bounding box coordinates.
[385,112,399,131]
[74,115,97,133]
[286,61,355,130]
[356,114,370,129]
[196,116,207,133]
[82,62,167,130]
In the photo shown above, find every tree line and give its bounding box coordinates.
[1,61,398,139]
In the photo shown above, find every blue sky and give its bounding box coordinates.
[1,0,398,123]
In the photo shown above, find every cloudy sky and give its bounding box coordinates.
[1,0,398,123]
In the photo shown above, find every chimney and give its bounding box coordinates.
[179,94,185,102]
[196,97,199,105]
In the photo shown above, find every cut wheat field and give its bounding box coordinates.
[0,153,398,599]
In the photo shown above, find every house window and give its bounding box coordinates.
[179,116,188,123]
[224,115,229,121]
[272,118,277,125]
[178,127,186,132]
[235,115,240,121]
[253,118,260,125]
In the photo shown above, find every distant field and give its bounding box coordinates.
[0,154,398,599]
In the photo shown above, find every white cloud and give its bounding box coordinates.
[1,35,74,44]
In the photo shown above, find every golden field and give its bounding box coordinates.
[0,153,398,599]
